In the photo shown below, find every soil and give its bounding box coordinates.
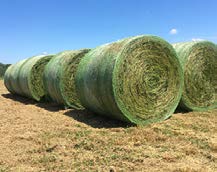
[0,80,216,172]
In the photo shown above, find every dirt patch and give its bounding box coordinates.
[0,80,216,172]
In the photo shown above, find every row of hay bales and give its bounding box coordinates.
[4,35,217,125]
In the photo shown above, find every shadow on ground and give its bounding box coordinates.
[2,93,36,104]
[64,109,133,128]
[2,93,132,128]
[174,107,189,114]
[1,93,63,112]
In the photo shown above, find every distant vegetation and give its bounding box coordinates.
[0,63,10,78]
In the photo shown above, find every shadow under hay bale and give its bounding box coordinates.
[2,93,36,105]
[2,93,132,128]
[64,109,133,128]
[1,93,184,127]
[36,102,64,112]
[2,93,63,112]
[174,107,190,114]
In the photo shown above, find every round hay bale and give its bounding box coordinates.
[18,55,53,101]
[75,35,183,125]
[4,59,28,95]
[173,41,217,111]
[4,64,15,94]
[43,49,90,109]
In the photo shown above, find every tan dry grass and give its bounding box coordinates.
[0,80,216,172]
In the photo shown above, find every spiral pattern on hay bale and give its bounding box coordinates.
[76,35,183,125]
[173,41,217,111]
[43,49,90,109]
[18,55,53,101]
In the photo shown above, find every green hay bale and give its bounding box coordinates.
[173,41,217,111]
[18,55,54,101]
[4,59,28,95]
[75,35,183,125]
[43,49,90,109]
[4,64,15,93]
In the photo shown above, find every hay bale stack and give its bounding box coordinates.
[75,35,183,125]
[173,41,217,111]
[4,59,27,95]
[18,55,54,101]
[43,49,90,109]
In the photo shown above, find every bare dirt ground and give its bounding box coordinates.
[0,80,216,172]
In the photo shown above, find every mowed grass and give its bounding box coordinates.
[0,80,216,172]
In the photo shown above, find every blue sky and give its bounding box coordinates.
[0,0,216,64]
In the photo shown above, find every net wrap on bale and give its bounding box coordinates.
[43,49,90,109]
[173,41,217,111]
[4,64,16,94]
[18,55,53,101]
[4,59,28,95]
[75,35,183,125]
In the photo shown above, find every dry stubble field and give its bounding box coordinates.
[0,80,216,172]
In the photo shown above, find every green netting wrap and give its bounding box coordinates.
[4,59,28,95]
[43,49,90,109]
[18,55,54,101]
[173,41,217,111]
[4,64,15,94]
[75,35,183,125]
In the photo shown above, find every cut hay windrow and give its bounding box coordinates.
[173,41,217,111]
[75,35,183,125]
[18,55,54,101]
[4,59,28,95]
[43,49,90,109]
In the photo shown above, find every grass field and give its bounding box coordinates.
[0,80,216,172]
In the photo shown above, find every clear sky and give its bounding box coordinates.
[0,0,216,64]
